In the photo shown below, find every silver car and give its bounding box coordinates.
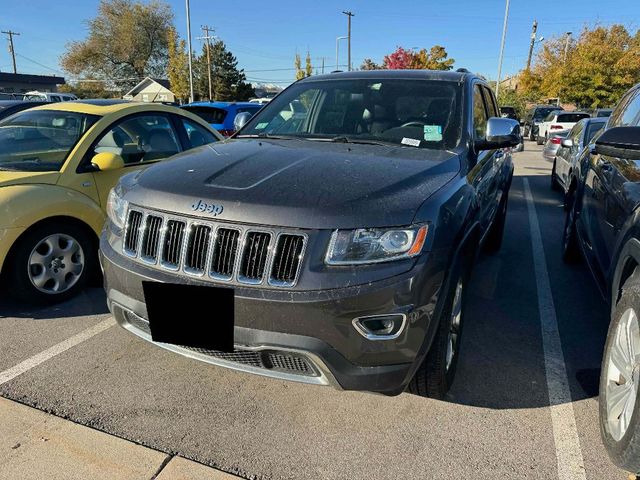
[550,117,607,200]
[542,129,570,161]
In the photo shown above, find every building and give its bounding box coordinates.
[123,77,175,103]
[0,72,65,95]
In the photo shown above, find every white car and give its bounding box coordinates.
[23,91,78,102]
[536,111,590,145]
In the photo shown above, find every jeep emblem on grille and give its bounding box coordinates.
[191,200,224,216]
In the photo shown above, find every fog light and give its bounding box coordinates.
[352,314,406,340]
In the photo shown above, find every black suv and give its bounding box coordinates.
[523,105,563,141]
[100,70,519,398]
[562,82,640,473]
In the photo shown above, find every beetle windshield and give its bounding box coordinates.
[0,110,99,171]
[238,79,463,150]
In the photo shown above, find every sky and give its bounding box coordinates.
[1,0,639,87]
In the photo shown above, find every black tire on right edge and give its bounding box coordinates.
[550,161,560,191]
[599,274,640,474]
[536,135,544,145]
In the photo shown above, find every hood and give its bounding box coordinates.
[126,139,460,229]
[0,170,60,188]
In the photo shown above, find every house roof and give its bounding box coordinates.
[0,72,65,85]
[124,77,172,97]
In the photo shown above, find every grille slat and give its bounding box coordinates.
[270,234,305,286]
[185,225,211,273]
[123,208,304,287]
[211,228,239,278]
[240,232,271,282]
[161,220,186,268]
[124,210,143,254]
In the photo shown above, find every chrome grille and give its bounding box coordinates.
[185,225,211,274]
[239,232,271,283]
[124,210,143,254]
[141,215,163,261]
[122,207,306,288]
[270,234,305,286]
[211,228,240,279]
[161,220,186,268]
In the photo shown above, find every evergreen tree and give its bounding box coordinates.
[167,28,190,103]
[194,40,254,101]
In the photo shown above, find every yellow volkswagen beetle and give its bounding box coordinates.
[0,100,223,304]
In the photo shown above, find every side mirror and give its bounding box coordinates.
[475,117,521,151]
[561,139,574,148]
[594,126,640,160]
[233,112,253,132]
[91,152,125,171]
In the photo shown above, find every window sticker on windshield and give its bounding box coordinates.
[423,125,443,142]
[255,122,269,130]
[401,137,421,147]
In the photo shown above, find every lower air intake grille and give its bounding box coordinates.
[270,234,305,286]
[161,220,186,268]
[240,232,271,283]
[124,210,143,254]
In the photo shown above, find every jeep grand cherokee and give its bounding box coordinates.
[100,70,519,398]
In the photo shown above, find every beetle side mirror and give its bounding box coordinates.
[475,117,521,151]
[594,126,640,160]
[91,152,125,171]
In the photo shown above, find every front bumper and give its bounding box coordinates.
[100,236,443,394]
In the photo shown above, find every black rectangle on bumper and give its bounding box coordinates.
[100,237,442,394]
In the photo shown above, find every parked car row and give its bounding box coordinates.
[533,82,640,475]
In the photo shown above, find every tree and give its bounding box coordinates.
[166,27,190,103]
[382,45,455,70]
[360,58,381,70]
[497,88,526,119]
[60,0,174,90]
[195,39,254,101]
[294,53,305,80]
[523,25,640,108]
[305,51,313,77]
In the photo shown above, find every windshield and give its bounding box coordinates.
[534,107,561,121]
[239,78,463,150]
[182,106,227,124]
[557,113,590,123]
[0,110,99,171]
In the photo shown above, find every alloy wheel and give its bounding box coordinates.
[605,307,640,441]
[27,233,85,294]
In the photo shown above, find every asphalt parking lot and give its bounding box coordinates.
[0,142,631,480]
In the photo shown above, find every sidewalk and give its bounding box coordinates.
[0,396,241,480]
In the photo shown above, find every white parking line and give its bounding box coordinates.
[523,178,587,480]
[0,318,115,386]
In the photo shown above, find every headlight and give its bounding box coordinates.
[106,185,128,230]
[325,225,428,265]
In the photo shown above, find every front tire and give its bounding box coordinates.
[6,221,96,305]
[599,275,640,474]
[551,160,560,191]
[408,272,466,399]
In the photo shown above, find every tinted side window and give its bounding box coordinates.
[93,114,180,164]
[473,85,488,138]
[585,122,605,143]
[180,117,218,148]
[481,87,498,117]
[609,88,640,128]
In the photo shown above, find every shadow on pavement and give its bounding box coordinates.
[444,172,609,409]
[0,288,108,320]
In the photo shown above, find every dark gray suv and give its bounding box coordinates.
[99,70,519,398]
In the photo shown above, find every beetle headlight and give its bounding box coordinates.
[325,225,428,265]
[106,185,128,231]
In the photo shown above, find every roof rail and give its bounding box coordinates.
[456,68,471,73]
[330,70,343,74]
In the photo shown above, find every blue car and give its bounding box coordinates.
[181,101,263,137]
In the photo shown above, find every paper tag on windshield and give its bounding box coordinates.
[423,125,443,142]
[255,122,269,130]
[401,137,421,147]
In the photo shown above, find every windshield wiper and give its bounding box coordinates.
[236,133,296,140]
[328,136,395,147]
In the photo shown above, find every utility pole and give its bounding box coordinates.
[185,0,194,103]
[199,25,215,100]
[563,31,572,64]
[2,30,20,74]
[526,20,538,71]
[342,11,354,71]
[495,0,511,98]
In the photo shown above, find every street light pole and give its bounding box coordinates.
[563,31,572,64]
[185,0,194,103]
[495,0,511,98]
[336,36,347,71]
